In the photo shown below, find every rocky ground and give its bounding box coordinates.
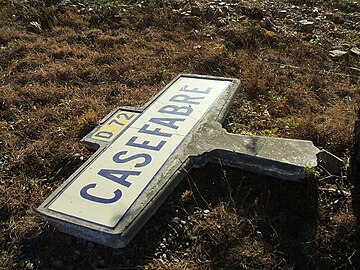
[0,0,359,269]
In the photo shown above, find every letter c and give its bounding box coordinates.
[80,183,122,204]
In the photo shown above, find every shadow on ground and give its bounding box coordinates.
[16,163,325,269]
[5,115,357,270]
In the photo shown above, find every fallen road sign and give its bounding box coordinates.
[38,74,322,248]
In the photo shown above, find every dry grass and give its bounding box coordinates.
[0,0,359,269]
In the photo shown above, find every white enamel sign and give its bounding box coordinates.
[47,77,231,228]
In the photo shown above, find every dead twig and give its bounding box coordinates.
[348,250,357,269]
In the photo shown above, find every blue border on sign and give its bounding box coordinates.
[48,77,232,230]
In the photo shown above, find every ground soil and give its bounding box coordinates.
[0,0,359,269]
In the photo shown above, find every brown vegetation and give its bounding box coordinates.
[0,0,359,269]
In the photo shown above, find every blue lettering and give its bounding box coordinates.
[113,151,152,168]
[94,131,113,139]
[180,85,211,94]
[139,124,172,137]
[159,104,193,116]
[169,94,204,105]
[80,183,122,203]
[98,169,141,188]
[117,112,135,120]
[149,117,184,129]
[126,136,166,151]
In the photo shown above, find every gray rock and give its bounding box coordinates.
[329,49,348,58]
[298,19,314,32]
[350,47,360,56]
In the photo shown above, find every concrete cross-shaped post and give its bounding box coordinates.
[38,74,332,248]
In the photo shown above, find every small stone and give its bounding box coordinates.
[329,50,348,58]
[298,19,314,32]
[350,47,360,56]
[203,209,211,214]
[331,199,341,211]
[256,231,263,239]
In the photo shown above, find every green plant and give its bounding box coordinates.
[229,123,254,135]
[305,166,320,177]
[276,117,300,129]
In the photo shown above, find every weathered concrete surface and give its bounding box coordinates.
[38,74,324,249]
[186,122,319,180]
